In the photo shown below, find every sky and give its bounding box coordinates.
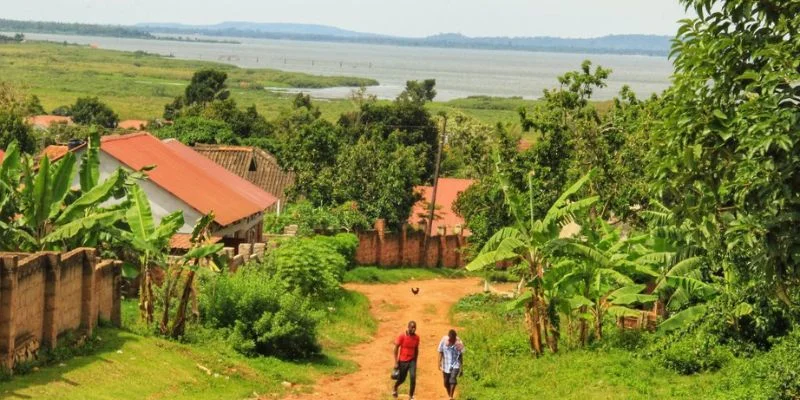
[3,0,691,38]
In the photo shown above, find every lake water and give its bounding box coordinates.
[21,32,675,101]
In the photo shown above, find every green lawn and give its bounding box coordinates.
[451,294,731,400]
[1,290,375,399]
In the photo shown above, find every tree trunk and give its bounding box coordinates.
[594,308,603,341]
[542,301,558,353]
[146,270,155,325]
[138,267,147,321]
[159,268,182,335]
[171,270,196,338]
[578,306,588,347]
[525,297,543,356]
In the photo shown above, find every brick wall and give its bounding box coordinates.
[0,249,121,370]
[355,222,467,268]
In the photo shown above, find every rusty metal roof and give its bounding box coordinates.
[26,115,73,128]
[169,233,222,250]
[193,144,295,203]
[41,145,70,161]
[408,178,475,236]
[100,132,277,226]
[117,120,149,130]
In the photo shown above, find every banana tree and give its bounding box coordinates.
[122,183,184,325]
[635,200,721,332]
[165,212,225,338]
[0,136,129,252]
[553,219,656,344]
[467,170,598,355]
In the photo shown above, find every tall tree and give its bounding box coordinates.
[185,69,229,105]
[71,96,119,128]
[649,0,800,308]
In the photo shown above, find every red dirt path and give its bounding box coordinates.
[283,277,485,400]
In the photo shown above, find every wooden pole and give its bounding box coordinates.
[422,115,447,266]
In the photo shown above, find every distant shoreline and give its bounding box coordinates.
[0,18,671,58]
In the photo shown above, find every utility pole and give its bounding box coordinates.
[422,114,447,265]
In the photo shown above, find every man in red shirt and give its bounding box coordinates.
[392,320,420,399]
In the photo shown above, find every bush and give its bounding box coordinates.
[316,233,359,268]
[199,268,321,359]
[720,329,800,400]
[155,116,238,145]
[265,236,347,300]
[263,201,370,236]
[651,332,732,375]
[70,96,118,128]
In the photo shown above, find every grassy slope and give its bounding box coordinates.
[451,295,723,400]
[0,41,547,128]
[1,291,375,399]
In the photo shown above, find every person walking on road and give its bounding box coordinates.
[393,321,420,399]
[438,329,465,400]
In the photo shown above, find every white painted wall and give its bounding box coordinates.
[72,150,203,233]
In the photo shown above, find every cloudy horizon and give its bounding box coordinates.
[3,0,691,39]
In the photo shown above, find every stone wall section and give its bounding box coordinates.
[0,249,121,370]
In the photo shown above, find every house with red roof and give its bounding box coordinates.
[65,132,277,243]
[117,120,149,130]
[408,178,474,236]
[26,115,73,130]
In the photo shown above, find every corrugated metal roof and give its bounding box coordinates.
[26,115,73,128]
[408,178,475,236]
[100,132,277,226]
[117,120,148,130]
[169,233,222,250]
[41,145,70,161]
[193,144,295,203]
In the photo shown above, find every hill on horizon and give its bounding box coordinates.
[137,21,671,56]
[0,18,672,56]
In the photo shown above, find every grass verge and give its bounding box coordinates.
[1,289,375,399]
[450,293,724,400]
[344,266,467,284]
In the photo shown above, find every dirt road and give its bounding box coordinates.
[284,277,484,400]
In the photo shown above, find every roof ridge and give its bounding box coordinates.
[101,131,151,142]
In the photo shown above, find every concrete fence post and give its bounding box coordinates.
[438,226,447,268]
[0,255,19,370]
[80,249,97,336]
[42,252,62,350]
[374,219,385,266]
[400,225,408,266]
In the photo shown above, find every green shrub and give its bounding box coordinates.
[199,268,322,359]
[601,328,651,352]
[316,233,359,268]
[720,329,800,400]
[652,332,732,375]
[263,201,370,236]
[265,236,347,300]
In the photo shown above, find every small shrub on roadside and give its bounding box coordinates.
[199,268,322,359]
[316,233,359,268]
[264,236,347,300]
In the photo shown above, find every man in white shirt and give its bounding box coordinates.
[437,329,465,400]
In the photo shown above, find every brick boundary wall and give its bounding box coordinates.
[0,248,122,370]
[355,221,467,268]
